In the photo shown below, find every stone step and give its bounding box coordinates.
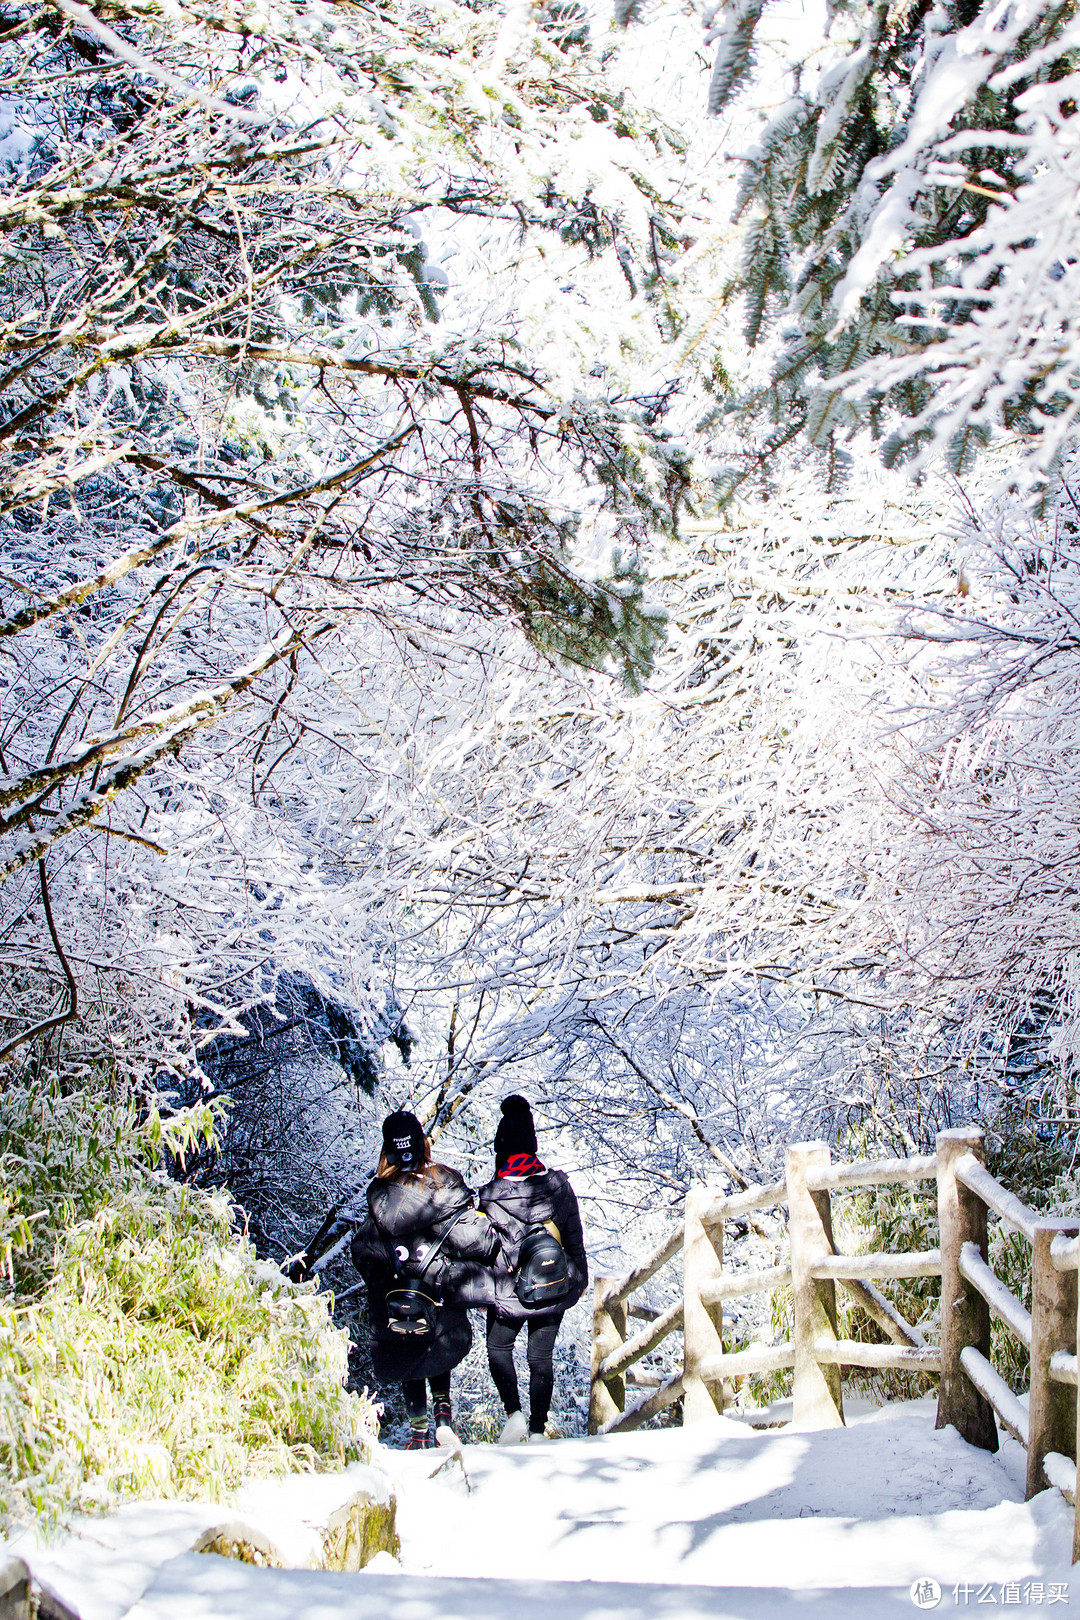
[128,1554,920,1620]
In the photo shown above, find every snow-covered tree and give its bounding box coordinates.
[0,0,700,1093]
[698,0,1080,484]
[357,464,1080,1216]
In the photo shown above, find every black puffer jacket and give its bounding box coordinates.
[351,1164,498,1382]
[479,1167,587,1324]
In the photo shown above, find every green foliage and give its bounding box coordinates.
[706,0,766,118]
[0,1073,221,1296]
[737,1182,939,1409]
[401,478,675,690]
[0,1073,146,1295]
[834,1181,941,1403]
[841,1170,1073,1401]
[984,1103,1072,1209]
[512,546,668,692]
[542,0,590,53]
[0,1186,374,1530]
[612,0,647,27]
[0,1075,375,1531]
[983,1117,1075,1393]
[732,1182,942,1411]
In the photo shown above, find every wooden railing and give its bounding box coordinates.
[589,1128,1080,1561]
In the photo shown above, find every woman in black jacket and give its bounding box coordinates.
[479,1095,587,1442]
[351,1110,497,1448]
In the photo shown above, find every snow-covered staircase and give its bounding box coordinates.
[96,1401,1077,1620]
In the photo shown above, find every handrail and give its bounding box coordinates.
[0,1555,27,1620]
[960,1345,1029,1448]
[811,1250,941,1281]
[599,1224,683,1311]
[839,1276,926,1350]
[958,1241,1032,1349]
[812,1338,941,1373]
[597,1299,683,1381]
[699,1178,788,1228]
[1051,1350,1078,1388]
[1044,1451,1076,1505]
[1052,1233,1080,1273]
[698,1264,791,1306]
[955,1154,1039,1244]
[698,1344,795,1381]
[598,1372,684,1437]
[938,1139,1079,1516]
[806,1155,938,1192]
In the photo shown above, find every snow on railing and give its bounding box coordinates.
[590,1128,1080,1563]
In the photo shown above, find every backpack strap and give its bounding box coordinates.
[413,1206,470,1279]
[369,1201,470,1286]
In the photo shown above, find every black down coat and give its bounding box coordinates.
[478,1167,587,1325]
[351,1164,498,1383]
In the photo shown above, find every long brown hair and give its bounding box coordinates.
[376,1136,433,1180]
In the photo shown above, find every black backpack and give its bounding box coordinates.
[384,1208,467,1336]
[515,1220,571,1309]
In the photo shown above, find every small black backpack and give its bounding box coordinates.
[384,1208,467,1336]
[515,1220,571,1308]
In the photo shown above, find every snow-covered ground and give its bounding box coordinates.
[384,1399,1074,1593]
[26,1398,1080,1618]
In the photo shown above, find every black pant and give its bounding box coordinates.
[486,1312,562,1435]
[401,1371,451,1422]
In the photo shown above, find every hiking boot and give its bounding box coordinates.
[404,1433,432,1450]
[498,1410,528,1445]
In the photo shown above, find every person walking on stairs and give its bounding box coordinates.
[479,1095,587,1443]
[350,1110,497,1449]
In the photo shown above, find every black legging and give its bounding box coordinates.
[401,1371,451,1422]
[486,1312,562,1435]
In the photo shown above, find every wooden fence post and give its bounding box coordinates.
[1027,1218,1079,1498]
[683,1188,726,1423]
[589,1277,626,1434]
[936,1127,997,1451]
[786,1141,843,1428]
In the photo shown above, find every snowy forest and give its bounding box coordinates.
[3,0,1080,1528]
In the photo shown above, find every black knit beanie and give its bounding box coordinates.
[494,1094,537,1165]
[382,1109,425,1169]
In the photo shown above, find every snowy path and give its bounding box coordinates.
[120,1401,1078,1617]
[386,1402,1073,1593]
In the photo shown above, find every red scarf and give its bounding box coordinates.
[497,1152,545,1178]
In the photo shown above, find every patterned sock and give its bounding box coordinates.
[410,1413,430,1441]
[433,1398,452,1429]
